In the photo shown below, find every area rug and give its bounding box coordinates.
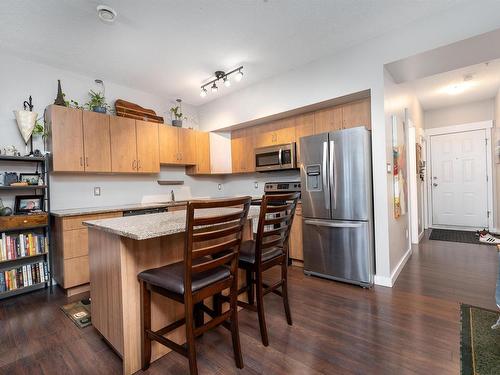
[61,298,92,328]
[460,304,500,375]
[429,229,493,246]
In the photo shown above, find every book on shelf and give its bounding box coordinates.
[0,262,47,292]
[0,232,48,262]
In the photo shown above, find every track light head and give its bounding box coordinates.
[200,87,207,97]
[211,82,218,93]
[223,76,231,87]
[235,69,243,82]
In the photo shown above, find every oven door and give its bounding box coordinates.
[255,143,296,172]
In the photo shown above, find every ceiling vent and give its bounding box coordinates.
[97,5,117,23]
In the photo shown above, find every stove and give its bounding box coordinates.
[252,181,301,206]
[264,181,301,194]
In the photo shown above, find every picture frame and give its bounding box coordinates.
[19,173,40,186]
[14,195,44,214]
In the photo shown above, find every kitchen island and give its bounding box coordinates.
[84,206,260,375]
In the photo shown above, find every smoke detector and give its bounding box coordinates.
[97,5,117,23]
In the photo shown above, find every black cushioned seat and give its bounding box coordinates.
[138,257,230,295]
[238,240,283,265]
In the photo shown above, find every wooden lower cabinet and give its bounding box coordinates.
[52,211,122,296]
[289,203,303,265]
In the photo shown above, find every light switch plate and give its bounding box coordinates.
[386,163,392,174]
[94,187,101,196]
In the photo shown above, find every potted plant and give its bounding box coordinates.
[85,90,109,113]
[33,117,48,153]
[170,98,186,127]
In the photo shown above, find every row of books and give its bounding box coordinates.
[0,233,48,262]
[0,262,48,292]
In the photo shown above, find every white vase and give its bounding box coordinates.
[14,110,38,144]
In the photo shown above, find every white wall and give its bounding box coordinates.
[0,53,215,210]
[197,2,500,285]
[424,99,495,129]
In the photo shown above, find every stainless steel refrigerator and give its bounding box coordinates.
[300,126,374,287]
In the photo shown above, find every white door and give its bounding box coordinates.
[430,130,488,228]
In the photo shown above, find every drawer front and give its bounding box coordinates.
[62,228,89,259]
[63,255,89,288]
[61,212,122,231]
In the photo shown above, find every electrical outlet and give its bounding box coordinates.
[217,183,222,191]
[254,181,259,189]
[94,187,101,196]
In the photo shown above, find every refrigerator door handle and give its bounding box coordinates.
[322,141,330,210]
[304,219,363,228]
[329,140,337,210]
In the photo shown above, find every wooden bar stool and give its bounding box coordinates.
[226,192,299,347]
[138,196,251,375]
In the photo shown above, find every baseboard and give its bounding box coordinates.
[374,246,413,288]
[418,230,425,242]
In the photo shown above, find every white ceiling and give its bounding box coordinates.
[0,0,469,106]
[407,58,500,110]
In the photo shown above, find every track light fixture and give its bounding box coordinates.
[200,66,243,98]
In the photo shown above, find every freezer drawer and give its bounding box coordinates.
[302,219,373,286]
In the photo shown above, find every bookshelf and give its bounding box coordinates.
[0,155,51,300]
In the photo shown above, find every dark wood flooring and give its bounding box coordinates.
[1,232,498,374]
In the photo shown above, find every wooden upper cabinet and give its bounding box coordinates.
[159,125,179,164]
[178,128,196,165]
[342,98,371,129]
[48,105,85,172]
[295,113,315,164]
[231,129,245,173]
[242,128,255,172]
[187,131,210,175]
[253,122,275,149]
[254,119,295,149]
[82,111,111,172]
[314,107,343,134]
[135,120,159,173]
[110,116,137,173]
[274,117,296,145]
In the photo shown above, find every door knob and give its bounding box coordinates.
[433,183,438,187]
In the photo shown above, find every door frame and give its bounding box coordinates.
[424,120,494,230]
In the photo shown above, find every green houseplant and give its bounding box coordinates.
[85,90,109,113]
[170,98,186,127]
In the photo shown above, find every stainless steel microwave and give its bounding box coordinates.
[255,143,297,172]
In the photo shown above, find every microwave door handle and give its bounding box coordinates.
[278,148,283,167]
[322,141,330,210]
[330,140,337,210]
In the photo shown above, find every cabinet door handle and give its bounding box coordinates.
[138,160,141,170]
[132,160,136,170]
[85,157,89,167]
[80,157,83,166]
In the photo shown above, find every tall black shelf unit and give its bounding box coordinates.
[0,155,51,300]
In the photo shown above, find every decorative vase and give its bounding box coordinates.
[93,106,107,114]
[172,119,182,127]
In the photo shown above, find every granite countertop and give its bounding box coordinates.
[50,201,188,217]
[83,206,260,240]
